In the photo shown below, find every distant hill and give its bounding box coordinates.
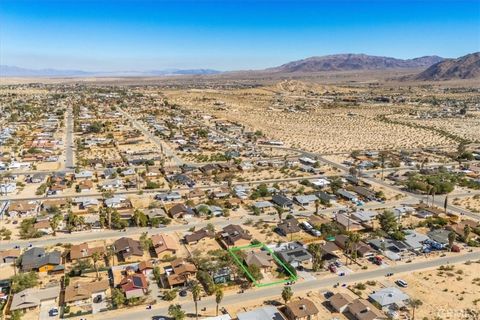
[267,54,444,73]
[0,65,222,77]
[414,52,480,80]
[0,65,93,77]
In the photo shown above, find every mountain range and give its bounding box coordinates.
[2,53,479,80]
[0,65,221,77]
[414,52,480,80]
[266,54,445,73]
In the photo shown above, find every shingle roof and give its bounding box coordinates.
[64,280,109,303]
[329,293,354,311]
[285,298,319,318]
[10,286,60,311]
[21,248,61,271]
[114,237,143,259]
[151,234,178,255]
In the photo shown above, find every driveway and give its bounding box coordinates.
[298,270,316,281]
[92,292,108,314]
[39,299,58,320]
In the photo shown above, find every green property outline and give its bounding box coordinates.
[228,242,298,287]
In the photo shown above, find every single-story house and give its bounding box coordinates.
[10,286,60,311]
[114,237,144,262]
[64,280,109,309]
[0,249,21,264]
[276,243,312,268]
[151,233,178,257]
[166,258,197,288]
[184,227,215,244]
[293,194,318,206]
[347,298,386,320]
[245,251,274,272]
[237,306,286,320]
[329,292,355,313]
[284,298,320,320]
[119,268,149,299]
[218,224,252,247]
[272,194,294,209]
[21,247,63,273]
[369,287,409,308]
[69,243,106,261]
[168,203,195,219]
[427,229,451,245]
[276,218,302,236]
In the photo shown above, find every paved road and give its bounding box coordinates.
[0,174,330,202]
[65,107,75,169]
[361,174,480,221]
[276,145,480,221]
[0,198,412,250]
[119,108,186,167]
[82,250,480,320]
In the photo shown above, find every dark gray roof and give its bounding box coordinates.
[114,237,144,259]
[272,194,293,207]
[277,246,312,263]
[21,247,61,271]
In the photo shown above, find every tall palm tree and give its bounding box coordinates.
[379,152,386,180]
[448,231,456,250]
[191,282,201,320]
[344,238,351,265]
[348,232,361,263]
[275,206,284,222]
[215,286,224,316]
[464,225,471,242]
[314,199,320,215]
[407,298,423,320]
[91,252,101,280]
[106,245,116,266]
[49,213,63,236]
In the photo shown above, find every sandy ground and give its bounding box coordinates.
[454,195,480,213]
[164,86,466,154]
[400,261,480,319]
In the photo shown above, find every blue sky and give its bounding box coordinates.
[1,0,479,71]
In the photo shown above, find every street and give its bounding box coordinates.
[87,250,480,320]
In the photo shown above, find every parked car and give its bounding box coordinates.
[328,264,337,273]
[179,290,188,297]
[301,221,313,230]
[93,294,103,303]
[396,279,408,287]
[49,308,59,317]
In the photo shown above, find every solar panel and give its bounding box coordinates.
[133,277,143,287]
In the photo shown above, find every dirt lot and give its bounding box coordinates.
[454,195,480,213]
[400,261,480,319]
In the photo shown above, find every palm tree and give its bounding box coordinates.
[275,206,284,222]
[463,225,471,242]
[106,245,116,266]
[407,298,423,320]
[49,213,63,236]
[314,199,320,215]
[191,282,201,320]
[444,195,448,214]
[348,232,361,263]
[215,286,224,316]
[106,207,112,229]
[448,231,456,250]
[379,152,386,180]
[307,243,324,272]
[91,252,101,280]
